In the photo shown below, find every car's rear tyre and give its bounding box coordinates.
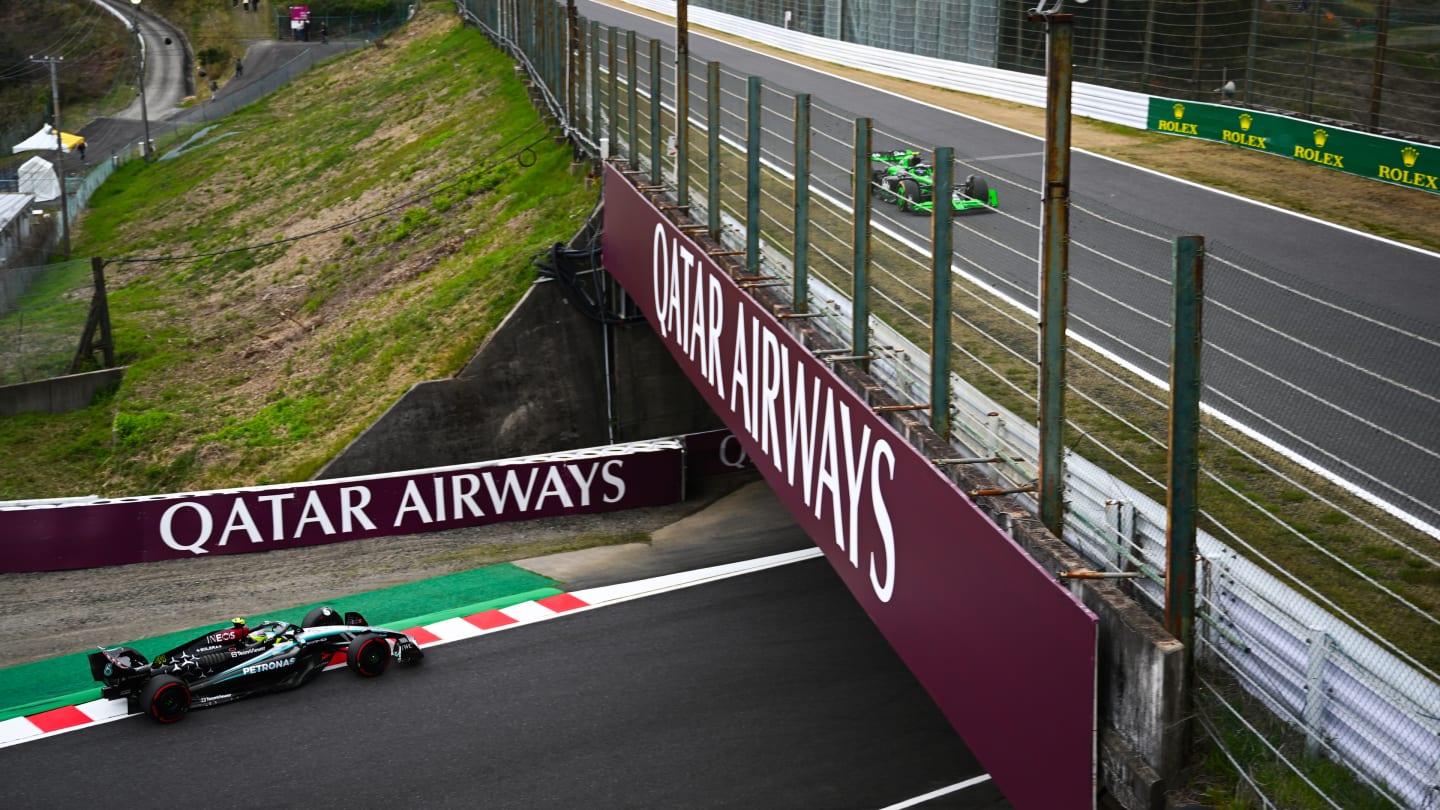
[900,178,921,213]
[302,606,344,628]
[140,674,191,724]
[347,634,391,678]
[964,174,992,206]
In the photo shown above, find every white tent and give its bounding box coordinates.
[18,156,60,202]
[11,124,84,155]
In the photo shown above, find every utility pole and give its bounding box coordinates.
[32,56,71,259]
[130,0,153,162]
[1028,6,1074,538]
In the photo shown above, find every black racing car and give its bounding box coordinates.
[88,606,425,724]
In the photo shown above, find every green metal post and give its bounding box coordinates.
[566,0,579,134]
[746,76,762,275]
[590,21,600,148]
[676,0,690,205]
[1035,13,1073,538]
[707,60,721,239]
[650,39,661,185]
[852,117,871,362]
[793,93,811,313]
[1167,235,1205,656]
[931,147,954,438]
[626,31,637,163]
[607,27,617,158]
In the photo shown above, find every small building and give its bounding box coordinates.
[0,192,37,270]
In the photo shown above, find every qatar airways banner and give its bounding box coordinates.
[603,165,1098,810]
[0,440,683,573]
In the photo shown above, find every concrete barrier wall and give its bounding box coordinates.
[0,367,125,417]
[0,440,687,572]
[318,278,721,479]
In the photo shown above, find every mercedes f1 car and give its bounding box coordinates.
[869,149,998,215]
[88,606,424,724]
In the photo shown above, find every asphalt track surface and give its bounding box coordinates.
[0,558,1011,810]
[570,0,1440,530]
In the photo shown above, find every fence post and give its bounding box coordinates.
[675,0,690,206]
[1303,0,1322,115]
[1167,235,1204,659]
[707,60,721,240]
[1244,0,1259,106]
[649,38,661,185]
[625,31,637,163]
[792,93,810,313]
[566,0,580,137]
[1035,11,1073,538]
[852,117,871,364]
[607,27,617,157]
[930,147,953,439]
[1303,627,1333,757]
[589,21,600,149]
[1368,0,1392,129]
[745,77,762,275]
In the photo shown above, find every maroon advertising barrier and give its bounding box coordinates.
[681,428,756,479]
[603,166,1098,809]
[0,441,684,573]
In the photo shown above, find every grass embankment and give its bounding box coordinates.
[0,6,597,497]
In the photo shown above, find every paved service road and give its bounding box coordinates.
[76,0,194,161]
[0,559,1011,810]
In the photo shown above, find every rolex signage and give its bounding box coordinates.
[1147,97,1439,193]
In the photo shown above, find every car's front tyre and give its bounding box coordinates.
[346,634,391,678]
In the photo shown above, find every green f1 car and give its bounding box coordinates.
[869,149,998,215]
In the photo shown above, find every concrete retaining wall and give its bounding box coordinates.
[0,367,125,417]
[317,277,720,479]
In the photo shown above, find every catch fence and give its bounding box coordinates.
[458,0,1440,807]
[692,0,1440,142]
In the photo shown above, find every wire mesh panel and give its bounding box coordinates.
[687,0,1440,140]
[0,258,94,385]
[458,2,1439,805]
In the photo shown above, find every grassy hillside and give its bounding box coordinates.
[0,6,596,498]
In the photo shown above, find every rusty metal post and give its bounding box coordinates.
[566,0,581,138]
[1032,11,1074,538]
[1368,0,1392,128]
[930,147,954,439]
[675,0,690,205]
[852,118,872,365]
[1167,235,1204,656]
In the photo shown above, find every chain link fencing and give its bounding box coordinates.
[693,0,1440,142]
[456,2,1440,806]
